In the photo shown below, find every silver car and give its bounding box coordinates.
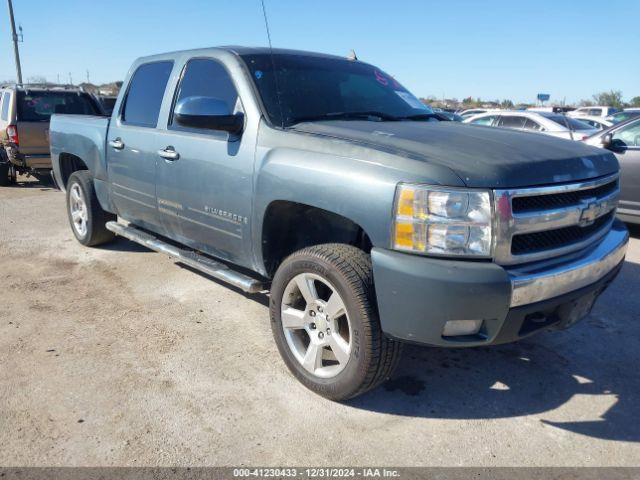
[464,110,598,141]
[584,117,640,224]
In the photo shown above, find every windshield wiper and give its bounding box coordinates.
[289,111,398,125]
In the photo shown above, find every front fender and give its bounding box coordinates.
[251,127,465,275]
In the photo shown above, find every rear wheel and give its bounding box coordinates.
[0,163,11,186]
[34,171,54,187]
[0,149,15,186]
[270,244,402,400]
[66,171,116,246]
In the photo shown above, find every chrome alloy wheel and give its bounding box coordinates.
[281,273,352,378]
[69,183,88,237]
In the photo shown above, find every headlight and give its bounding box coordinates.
[393,184,493,257]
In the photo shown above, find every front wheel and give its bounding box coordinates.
[270,244,402,400]
[66,171,116,246]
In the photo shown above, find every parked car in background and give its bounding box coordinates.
[464,110,598,141]
[584,117,640,224]
[568,106,619,118]
[98,96,117,115]
[0,84,103,186]
[575,115,613,131]
[606,109,640,124]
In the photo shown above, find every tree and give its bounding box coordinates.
[27,75,48,84]
[629,96,640,108]
[592,90,624,109]
[500,99,514,109]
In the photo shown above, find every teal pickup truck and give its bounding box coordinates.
[49,47,628,400]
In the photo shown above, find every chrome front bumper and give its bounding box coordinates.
[509,221,628,307]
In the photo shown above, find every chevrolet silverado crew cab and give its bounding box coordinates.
[50,47,628,400]
[0,84,103,186]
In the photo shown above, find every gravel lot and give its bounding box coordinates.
[1,177,639,466]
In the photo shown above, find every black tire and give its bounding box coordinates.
[270,243,402,401]
[0,162,10,186]
[66,171,116,247]
[0,149,14,186]
[34,171,54,187]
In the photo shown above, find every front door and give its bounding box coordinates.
[154,57,254,266]
[106,60,174,229]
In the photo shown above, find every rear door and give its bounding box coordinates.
[611,121,640,219]
[106,60,174,229]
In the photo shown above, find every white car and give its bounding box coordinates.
[463,111,599,141]
[568,106,619,118]
[573,115,613,131]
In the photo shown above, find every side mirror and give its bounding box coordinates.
[174,96,244,134]
[601,133,613,149]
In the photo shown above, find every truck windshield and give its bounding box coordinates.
[240,53,433,127]
[17,90,100,122]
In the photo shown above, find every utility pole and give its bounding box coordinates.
[6,0,23,85]
[86,70,90,84]
[68,72,73,85]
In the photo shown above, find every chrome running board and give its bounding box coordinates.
[106,221,265,294]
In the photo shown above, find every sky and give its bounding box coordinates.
[0,0,638,104]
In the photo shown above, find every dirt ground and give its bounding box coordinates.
[1,177,639,466]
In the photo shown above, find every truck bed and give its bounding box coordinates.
[50,114,111,189]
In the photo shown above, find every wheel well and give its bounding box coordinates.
[58,153,88,188]
[261,201,372,277]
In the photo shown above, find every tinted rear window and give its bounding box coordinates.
[546,115,594,130]
[100,97,117,114]
[17,90,100,122]
[497,116,526,128]
[122,61,173,127]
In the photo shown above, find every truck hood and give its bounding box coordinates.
[292,121,618,188]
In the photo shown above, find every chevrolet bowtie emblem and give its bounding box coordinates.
[579,201,601,226]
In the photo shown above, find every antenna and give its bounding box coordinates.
[260,0,284,128]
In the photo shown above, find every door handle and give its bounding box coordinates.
[158,146,180,161]
[109,138,124,150]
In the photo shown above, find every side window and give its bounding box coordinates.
[497,116,526,129]
[612,122,640,147]
[524,118,544,131]
[589,108,602,116]
[471,115,496,126]
[1,92,10,121]
[121,61,173,128]
[170,58,239,131]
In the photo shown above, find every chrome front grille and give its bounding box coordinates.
[493,173,620,265]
